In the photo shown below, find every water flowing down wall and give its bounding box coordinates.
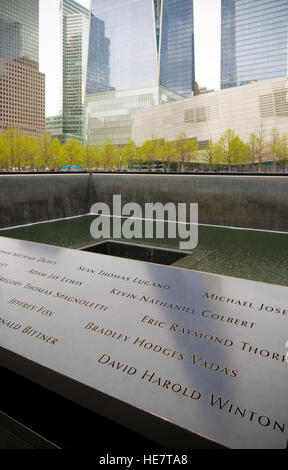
[0,173,287,232]
[90,174,288,232]
[0,174,95,229]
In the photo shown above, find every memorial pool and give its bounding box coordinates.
[0,215,287,287]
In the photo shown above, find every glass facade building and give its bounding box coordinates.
[45,114,65,144]
[61,0,89,143]
[160,0,195,97]
[85,0,195,145]
[0,0,39,65]
[86,0,158,95]
[0,0,45,136]
[221,0,288,89]
[86,86,183,146]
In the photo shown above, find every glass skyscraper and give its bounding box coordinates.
[0,0,45,137]
[160,0,195,97]
[61,0,89,143]
[85,0,195,145]
[221,0,288,89]
[0,0,39,66]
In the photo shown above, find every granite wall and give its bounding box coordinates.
[90,174,288,232]
[0,174,95,229]
[0,173,287,232]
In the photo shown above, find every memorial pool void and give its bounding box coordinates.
[0,215,288,287]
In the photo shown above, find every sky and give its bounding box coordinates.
[39,0,221,117]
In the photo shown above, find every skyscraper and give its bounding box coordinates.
[221,0,288,89]
[85,0,195,146]
[160,0,195,97]
[61,0,89,143]
[0,0,45,137]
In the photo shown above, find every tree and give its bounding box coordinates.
[255,126,265,173]
[39,132,53,170]
[14,135,26,171]
[248,132,257,167]
[0,131,9,170]
[159,140,176,171]
[268,128,280,173]
[276,133,288,171]
[100,138,117,170]
[83,142,98,171]
[22,135,39,170]
[174,132,198,172]
[93,145,102,170]
[114,146,123,170]
[203,138,218,172]
[122,140,137,170]
[61,139,83,168]
[50,138,62,170]
[5,128,23,170]
[139,135,162,171]
[216,129,249,172]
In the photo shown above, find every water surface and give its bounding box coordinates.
[1,216,287,287]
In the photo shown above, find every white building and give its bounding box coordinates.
[132,76,288,148]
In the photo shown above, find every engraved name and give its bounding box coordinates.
[169,322,233,348]
[0,250,56,265]
[192,354,238,378]
[240,341,287,364]
[85,322,130,343]
[28,269,83,287]
[133,337,184,361]
[77,266,171,290]
[8,298,54,317]
[210,395,285,434]
[204,292,288,316]
[21,283,109,312]
[0,316,58,345]
[0,275,22,287]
